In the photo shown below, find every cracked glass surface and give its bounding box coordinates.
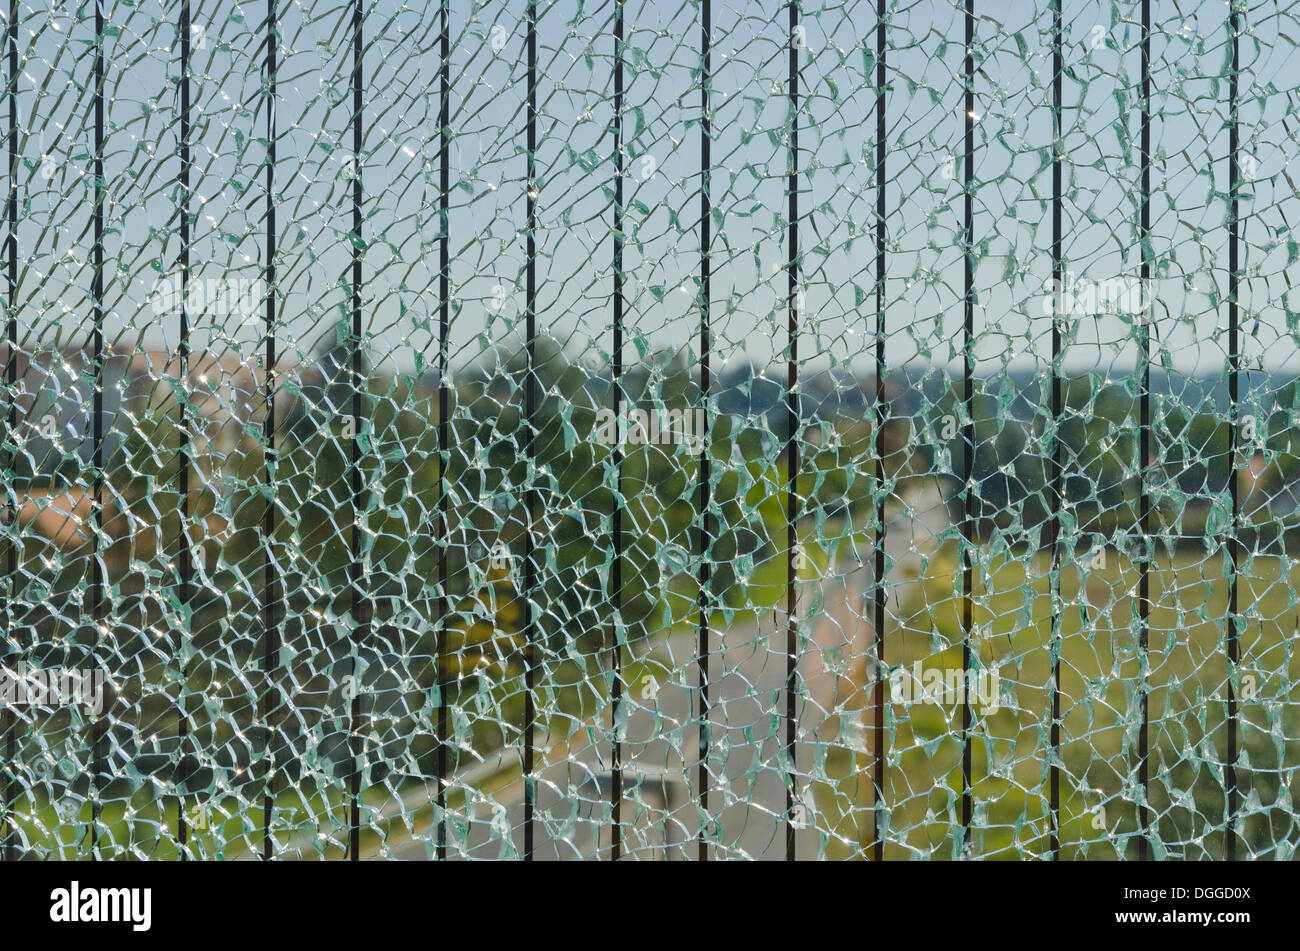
[0,0,1296,860]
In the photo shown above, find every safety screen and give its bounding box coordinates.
[0,0,1294,861]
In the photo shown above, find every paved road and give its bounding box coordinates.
[370,578,872,860]
[377,478,951,859]
[421,615,809,860]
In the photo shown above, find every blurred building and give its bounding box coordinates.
[0,343,322,550]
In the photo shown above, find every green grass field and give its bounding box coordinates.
[801,543,1300,860]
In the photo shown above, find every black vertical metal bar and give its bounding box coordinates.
[1226,0,1240,862]
[696,0,711,864]
[1138,0,1151,861]
[784,0,799,863]
[523,0,537,863]
[2,0,15,865]
[348,0,362,861]
[610,0,624,862]
[871,0,886,863]
[177,0,192,858]
[1048,0,1061,861]
[89,0,105,858]
[435,0,449,862]
[262,0,279,861]
[960,0,974,849]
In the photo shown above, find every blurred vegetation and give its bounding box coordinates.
[806,546,1300,861]
[7,345,1300,858]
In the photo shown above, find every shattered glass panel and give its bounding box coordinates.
[0,0,1295,860]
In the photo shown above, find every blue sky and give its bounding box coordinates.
[7,0,1298,393]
